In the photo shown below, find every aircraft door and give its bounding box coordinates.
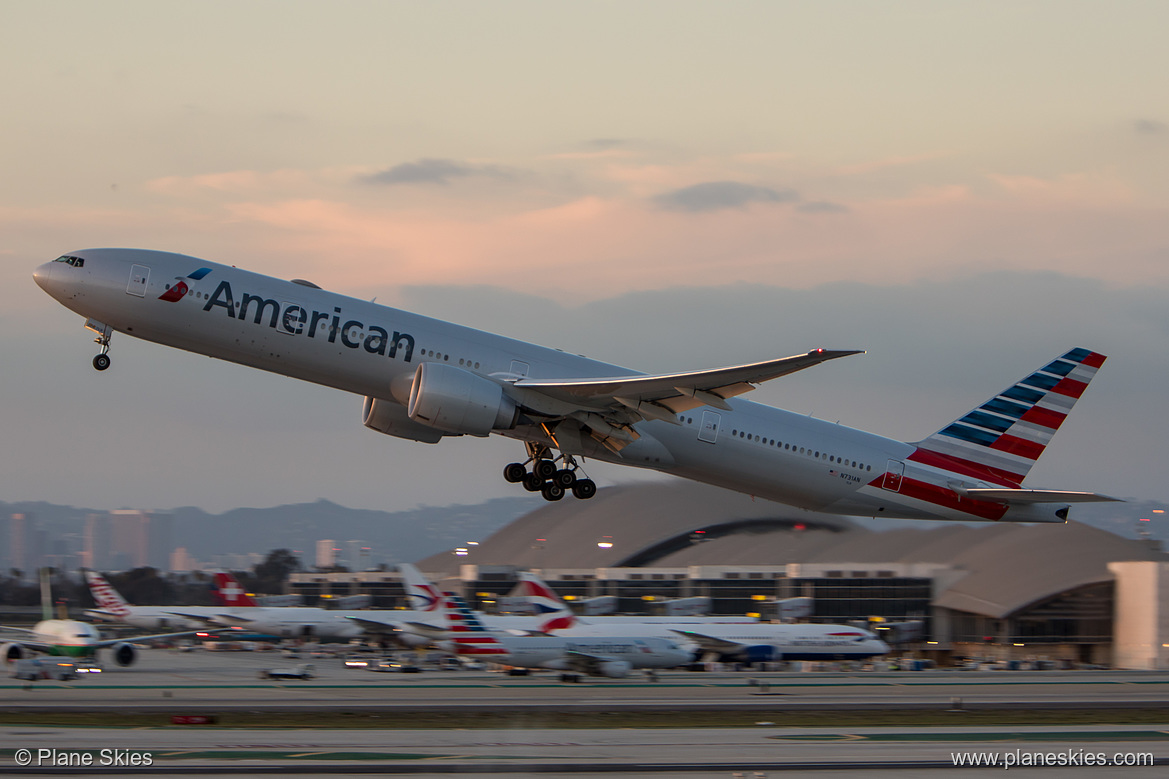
[698,411,721,443]
[509,360,529,378]
[881,460,905,492]
[126,264,150,297]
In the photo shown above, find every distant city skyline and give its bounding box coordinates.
[2,3,1166,514]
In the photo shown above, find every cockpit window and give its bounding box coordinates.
[54,255,84,267]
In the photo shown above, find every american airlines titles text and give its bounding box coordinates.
[201,280,415,362]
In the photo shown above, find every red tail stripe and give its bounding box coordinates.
[1051,377,1088,399]
[907,449,1023,487]
[989,435,1046,460]
[1019,406,1067,430]
[1081,352,1106,369]
[867,475,1009,520]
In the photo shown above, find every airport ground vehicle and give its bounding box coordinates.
[257,663,314,680]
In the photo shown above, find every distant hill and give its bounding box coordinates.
[0,497,534,569]
[1,489,1161,573]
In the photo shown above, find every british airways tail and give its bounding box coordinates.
[397,563,444,612]
[908,347,1120,508]
[514,572,577,631]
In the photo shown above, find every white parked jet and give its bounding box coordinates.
[35,249,1118,520]
[433,595,692,678]
[514,573,888,663]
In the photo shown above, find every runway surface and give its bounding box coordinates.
[4,647,1169,712]
[3,648,1169,776]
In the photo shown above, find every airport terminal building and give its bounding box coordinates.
[289,483,1169,670]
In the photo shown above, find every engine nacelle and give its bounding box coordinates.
[597,660,632,678]
[362,396,446,443]
[742,645,782,664]
[1,643,27,663]
[111,642,138,667]
[407,362,518,436]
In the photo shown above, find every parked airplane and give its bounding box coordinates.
[35,249,1118,520]
[3,572,201,666]
[433,594,692,678]
[514,572,889,663]
[85,569,273,632]
[512,571,757,626]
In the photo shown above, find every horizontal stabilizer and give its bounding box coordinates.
[962,488,1122,505]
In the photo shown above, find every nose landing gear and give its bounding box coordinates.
[86,319,113,371]
[504,442,597,501]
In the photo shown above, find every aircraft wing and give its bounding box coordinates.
[90,629,208,648]
[0,625,38,637]
[514,350,862,416]
[345,616,409,634]
[164,611,230,627]
[668,629,745,653]
[960,489,1122,505]
[562,649,622,676]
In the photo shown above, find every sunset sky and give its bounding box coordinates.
[3,2,1167,514]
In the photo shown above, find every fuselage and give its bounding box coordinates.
[444,634,694,671]
[29,620,102,658]
[33,249,1074,522]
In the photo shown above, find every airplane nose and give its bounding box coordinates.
[33,260,57,292]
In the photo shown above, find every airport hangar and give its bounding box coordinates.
[289,482,1169,670]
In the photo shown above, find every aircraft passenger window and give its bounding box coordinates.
[474,362,480,369]
[755,435,760,442]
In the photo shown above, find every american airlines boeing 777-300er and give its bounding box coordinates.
[34,249,1118,521]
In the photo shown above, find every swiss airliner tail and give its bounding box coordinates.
[212,572,260,608]
[910,348,1107,487]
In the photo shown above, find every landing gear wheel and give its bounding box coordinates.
[522,473,544,492]
[534,459,557,480]
[571,479,597,500]
[541,482,566,501]
[503,463,527,483]
[554,469,577,488]
[92,354,111,371]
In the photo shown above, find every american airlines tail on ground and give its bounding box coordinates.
[34,249,1119,521]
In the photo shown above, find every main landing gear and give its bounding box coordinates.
[504,442,597,502]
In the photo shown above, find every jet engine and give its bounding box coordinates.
[596,660,632,678]
[362,396,446,443]
[111,642,138,667]
[407,362,518,436]
[1,643,26,662]
[742,645,781,664]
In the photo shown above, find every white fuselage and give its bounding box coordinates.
[557,621,890,661]
[34,249,1069,522]
[445,634,694,672]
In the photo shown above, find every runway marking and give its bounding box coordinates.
[768,730,1169,743]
